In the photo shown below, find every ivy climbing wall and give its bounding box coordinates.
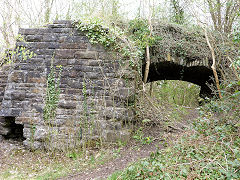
[0,20,133,150]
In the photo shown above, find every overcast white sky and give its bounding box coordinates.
[0,0,211,49]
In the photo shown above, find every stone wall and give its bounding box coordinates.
[0,20,134,150]
[0,64,11,108]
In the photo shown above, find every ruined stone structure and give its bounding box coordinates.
[0,20,133,150]
[146,23,219,97]
[0,20,222,149]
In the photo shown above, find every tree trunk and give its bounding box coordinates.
[143,0,153,84]
[205,29,223,99]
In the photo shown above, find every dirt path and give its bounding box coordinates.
[61,140,163,180]
[60,108,199,180]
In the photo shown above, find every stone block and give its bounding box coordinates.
[104,130,120,142]
[48,23,73,28]
[1,100,12,108]
[34,126,48,141]
[0,108,22,117]
[37,28,52,34]
[11,90,26,101]
[25,35,43,42]
[53,20,72,24]
[120,130,131,142]
[27,77,45,84]
[9,71,25,83]
[42,34,58,42]
[34,49,55,55]
[59,36,88,43]
[67,89,82,95]
[33,105,43,113]
[59,100,77,109]
[19,28,39,35]
[0,126,11,135]
[16,42,29,48]
[67,80,82,89]
[88,60,102,66]
[23,139,43,149]
[59,42,87,49]
[100,107,134,122]
[74,51,98,59]
[68,70,78,78]
[67,59,76,65]
[52,28,73,33]
[112,88,134,100]
[55,49,76,59]
[87,43,105,52]
[16,117,32,124]
[85,72,101,79]
[48,118,67,126]
[32,42,60,49]
[82,66,93,72]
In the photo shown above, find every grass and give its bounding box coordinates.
[108,98,240,180]
[0,147,114,180]
[1,80,238,179]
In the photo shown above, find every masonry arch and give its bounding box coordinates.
[145,60,216,98]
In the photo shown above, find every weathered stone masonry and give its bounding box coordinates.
[0,20,134,149]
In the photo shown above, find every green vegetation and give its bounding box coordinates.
[109,98,240,179]
[0,1,239,179]
[73,18,162,71]
[153,81,200,107]
[74,19,116,48]
[43,59,62,122]
[0,148,114,180]
[74,18,141,71]
[133,127,153,145]
[128,18,162,54]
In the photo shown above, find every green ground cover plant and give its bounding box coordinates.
[109,94,240,179]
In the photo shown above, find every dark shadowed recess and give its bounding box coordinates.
[0,116,25,141]
[146,61,217,97]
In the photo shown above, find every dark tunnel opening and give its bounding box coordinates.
[144,61,218,98]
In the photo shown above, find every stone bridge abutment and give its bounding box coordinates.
[0,20,133,150]
[0,20,220,149]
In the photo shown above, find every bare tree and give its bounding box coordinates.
[44,0,54,23]
[206,0,240,34]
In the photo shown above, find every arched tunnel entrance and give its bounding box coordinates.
[146,61,217,98]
